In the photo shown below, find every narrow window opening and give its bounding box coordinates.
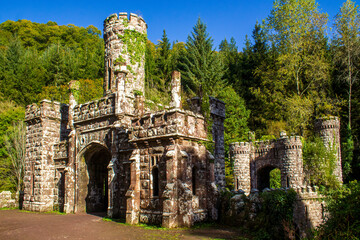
[108,60,112,90]
[31,162,35,196]
[286,176,290,188]
[152,167,159,197]
[192,167,197,195]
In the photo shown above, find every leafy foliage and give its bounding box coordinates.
[302,136,340,188]
[0,20,104,106]
[0,100,25,192]
[179,18,225,97]
[270,168,281,189]
[254,189,297,239]
[315,181,360,239]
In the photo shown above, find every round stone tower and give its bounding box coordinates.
[314,116,342,182]
[280,136,304,188]
[229,142,251,194]
[103,12,147,98]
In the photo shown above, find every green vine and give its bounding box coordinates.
[134,90,143,96]
[122,18,129,28]
[117,29,147,76]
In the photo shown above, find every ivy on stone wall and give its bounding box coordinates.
[117,29,147,75]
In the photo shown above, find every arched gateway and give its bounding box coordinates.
[77,143,111,213]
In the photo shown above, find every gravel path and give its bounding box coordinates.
[0,210,247,240]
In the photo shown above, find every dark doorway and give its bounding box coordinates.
[77,144,111,214]
[85,148,111,213]
[58,171,65,212]
[257,166,281,190]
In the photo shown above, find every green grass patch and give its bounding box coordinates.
[0,207,18,210]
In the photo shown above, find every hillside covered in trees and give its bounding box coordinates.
[0,0,360,237]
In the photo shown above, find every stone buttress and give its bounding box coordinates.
[23,100,66,211]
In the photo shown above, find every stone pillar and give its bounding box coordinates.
[126,149,141,224]
[162,146,179,228]
[315,117,343,183]
[170,71,182,109]
[64,81,78,213]
[209,97,226,189]
[230,142,251,194]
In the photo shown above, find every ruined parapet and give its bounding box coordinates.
[294,186,325,238]
[103,12,147,111]
[314,116,342,182]
[170,71,181,109]
[23,100,63,212]
[72,95,116,123]
[210,97,226,189]
[130,109,208,142]
[230,142,251,194]
[279,136,304,188]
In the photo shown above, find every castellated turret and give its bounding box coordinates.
[315,116,342,182]
[103,12,147,114]
[230,134,304,193]
[279,136,304,188]
[229,142,251,194]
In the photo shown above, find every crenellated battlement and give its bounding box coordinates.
[104,12,147,33]
[230,142,251,155]
[129,109,207,142]
[25,100,62,121]
[314,116,340,130]
[72,94,115,123]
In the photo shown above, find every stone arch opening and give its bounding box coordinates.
[257,166,281,190]
[77,143,111,213]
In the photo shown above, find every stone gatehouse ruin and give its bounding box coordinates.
[22,12,342,232]
[23,13,224,228]
[230,116,342,194]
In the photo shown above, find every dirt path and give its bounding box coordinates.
[0,210,247,240]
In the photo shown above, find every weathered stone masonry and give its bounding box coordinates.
[22,11,342,234]
[23,12,221,228]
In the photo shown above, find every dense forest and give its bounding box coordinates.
[0,0,359,238]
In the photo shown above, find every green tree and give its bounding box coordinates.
[315,181,360,239]
[219,37,239,86]
[180,18,224,97]
[156,30,172,89]
[333,0,360,129]
[4,120,26,194]
[267,0,330,97]
[0,99,25,192]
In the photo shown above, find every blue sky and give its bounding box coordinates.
[0,0,349,49]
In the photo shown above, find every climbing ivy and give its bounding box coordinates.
[117,29,147,76]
